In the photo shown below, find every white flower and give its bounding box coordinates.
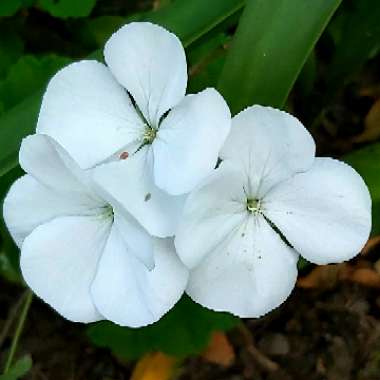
[35,22,231,238]
[175,105,372,318]
[3,134,188,327]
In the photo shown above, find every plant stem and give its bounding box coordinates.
[3,290,33,373]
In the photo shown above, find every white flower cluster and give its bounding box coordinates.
[3,22,371,327]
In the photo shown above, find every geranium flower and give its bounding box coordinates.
[36,22,231,238]
[175,105,371,318]
[3,134,188,327]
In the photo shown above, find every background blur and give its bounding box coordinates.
[0,0,380,379]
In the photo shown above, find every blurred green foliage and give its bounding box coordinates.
[88,296,237,359]
[0,355,32,380]
[344,143,380,236]
[0,55,70,112]
[217,0,342,113]
[0,25,24,79]
[38,0,97,18]
[0,0,380,363]
[0,0,97,18]
[327,0,380,92]
[0,1,26,17]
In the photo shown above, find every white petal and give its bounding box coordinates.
[186,215,298,318]
[37,60,145,168]
[153,88,231,195]
[175,162,247,269]
[91,230,188,327]
[92,147,185,237]
[220,105,316,198]
[104,22,187,127]
[19,134,99,198]
[113,212,154,270]
[263,157,372,264]
[3,175,102,247]
[21,216,112,323]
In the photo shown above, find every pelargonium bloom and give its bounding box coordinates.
[3,134,188,327]
[175,105,371,318]
[36,22,231,238]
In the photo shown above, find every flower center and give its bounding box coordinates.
[246,198,260,213]
[143,126,157,145]
[100,204,114,220]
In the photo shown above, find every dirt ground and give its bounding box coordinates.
[1,263,380,380]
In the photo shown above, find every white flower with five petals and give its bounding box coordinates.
[36,22,231,238]
[3,134,188,327]
[175,105,372,318]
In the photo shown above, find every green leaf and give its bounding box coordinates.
[327,0,380,90]
[37,0,97,18]
[343,143,380,236]
[0,250,21,284]
[88,296,237,359]
[0,28,24,79]
[0,355,32,380]
[0,55,71,111]
[0,0,245,178]
[0,0,23,17]
[146,0,245,48]
[84,16,126,47]
[0,54,71,177]
[86,1,239,51]
[187,32,230,94]
[295,50,317,97]
[0,165,24,283]
[0,0,35,16]
[218,0,342,114]
[0,94,41,177]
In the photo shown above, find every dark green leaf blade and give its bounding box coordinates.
[0,27,24,80]
[344,143,380,236]
[0,0,23,17]
[0,94,41,177]
[37,0,97,18]
[0,165,24,283]
[0,55,71,111]
[146,0,244,48]
[218,0,342,114]
[327,0,380,91]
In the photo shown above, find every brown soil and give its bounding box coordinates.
[1,277,380,380]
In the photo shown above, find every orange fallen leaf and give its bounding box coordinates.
[348,268,380,289]
[298,262,380,290]
[202,331,235,367]
[297,264,344,289]
[130,352,177,380]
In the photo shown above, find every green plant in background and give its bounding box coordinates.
[88,296,237,359]
[0,355,32,380]
[1,0,380,374]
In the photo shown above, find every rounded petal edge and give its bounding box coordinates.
[104,22,187,127]
[91,233,188,327]
[263,157,372,265]
[20,216,111,323]
[186,215,298,318]
[153,88,231,195]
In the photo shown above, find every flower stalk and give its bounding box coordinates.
[3,290,33,374]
